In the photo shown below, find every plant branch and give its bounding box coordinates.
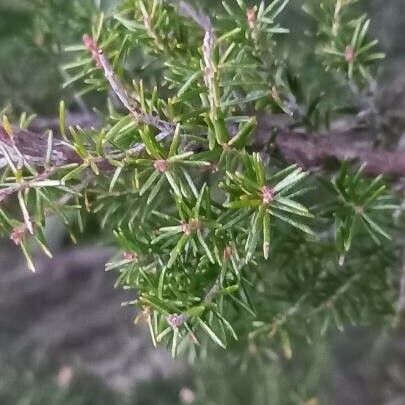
[274,130,405,178]
[0,125,80,167]
[255,117,405,178]
[175,1,213,32]
[82,34,175,135]
[0,167,59,203]
[4,114,405,182]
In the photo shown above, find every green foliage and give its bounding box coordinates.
[0,348,330,405]
[0,0,400,361]
[0,363,120,405]
[320,163,396,258]
[0,0,113,113]
[192,339,330,405]
[304,0,385,82]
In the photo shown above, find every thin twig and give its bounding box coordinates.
[82,34,175,135]
[175,1,213,32]
[0,167,58,203]
[173,2,220,124]
[7,178,89,247]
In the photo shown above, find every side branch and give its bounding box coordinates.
[82,34,175,135]
[175,1,213,32]
[273,130,405,178]
[0,167,58,203]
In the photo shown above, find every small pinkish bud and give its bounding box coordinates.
[123,251,138,261]
[223,246,233,261]
[247,8,257,29]
[181,219,201,235]
[57,366,74,389]
[181,223,190,235]
[167,313,187,329]
[10,224,27,246]
[154,159,169,173]
[261,186,275,204]
[345,46,355,63]
[83,34,102,67]
[179,387,196,404]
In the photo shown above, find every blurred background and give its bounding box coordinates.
[1,0,405,404]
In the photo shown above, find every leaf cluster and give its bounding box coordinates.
[0,0,399,358]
